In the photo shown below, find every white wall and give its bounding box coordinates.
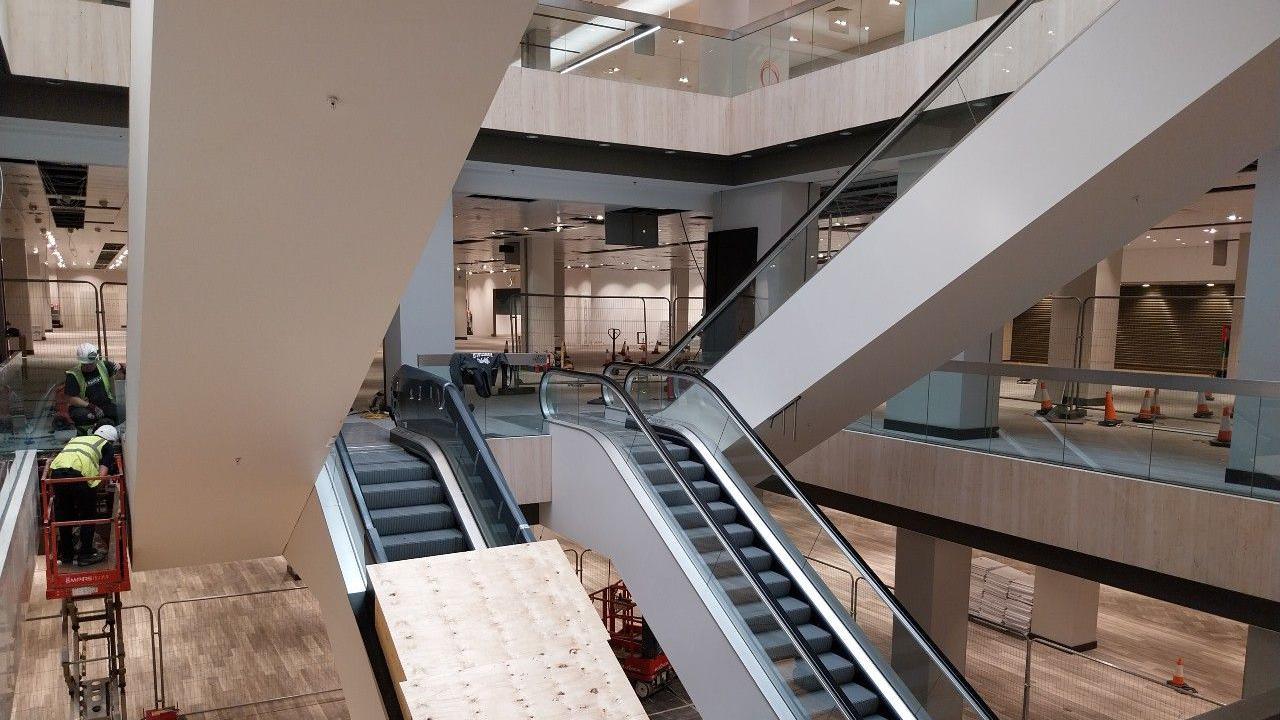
[1121,242,1240,284]
[561,268,672,350]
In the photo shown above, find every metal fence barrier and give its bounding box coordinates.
[508,293,672,368]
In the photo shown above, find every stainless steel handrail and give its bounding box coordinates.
[656,0,1040,367]
[334,432,389,565]
[614,361,1000,720]
[938,360,1280,398]
[538,368,861,720]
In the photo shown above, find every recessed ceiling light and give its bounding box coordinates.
[1141,283,1150,287]
[1206,282,1215,287]
[664,149,676,154]
[522,226,529,231]
[1176,238,1182,241]
[863,25,870,31]
[741,153,752,158]
[678,75,689,84]
[674,37,685,45]
[834,18,847,27]
[889,0,900,5]
[599,142,611,147]
[787,143,798,148]
[788,34,798,42]
[1145,235,1151,238]
[1227,213,1239,221]
[525,134,539,139]
[595,214,604,221]
[839,131,852,136]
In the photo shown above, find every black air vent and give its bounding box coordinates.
[37,162,89,230]
[94,242,126,270]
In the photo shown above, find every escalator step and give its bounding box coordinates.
[736,596,812,632]
[719,570,791,602]
[381,528,467,560]
[370,504,456,535]
[669,501,737,528]
[796,681,882,718]
[638,460,706,484]
[701,546,772,575]
[755,622,833,660]
[786,652,856,688]
[657,480,721,505]
[361,479,443,509]
[685,523,752,551]
[629,443,691,464]
[348,448,412,465]
[353,460,434,485]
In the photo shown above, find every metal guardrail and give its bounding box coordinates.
[334,432,389,564]
[939,360,1280,398]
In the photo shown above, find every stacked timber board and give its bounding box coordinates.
[369,540,646,720]
[969,556,1034,634]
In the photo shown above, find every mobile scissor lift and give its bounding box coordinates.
[41,462,132,720]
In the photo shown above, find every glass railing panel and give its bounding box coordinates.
[666,0,1115,370]
[848,362,1280,502]
[541,370,854,718]
[391,365,532,546]
[621,366,995,720]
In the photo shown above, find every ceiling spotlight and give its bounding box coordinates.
[678,75,689,84]
[525,134,539,139]
[889,0,900,5]
[595,214,604,221]
[599,142,611,147]
[664,149,676,154]
[1206,282,1215,287]
[741,153,752,158]
[32,248,38,254]
[674,36,685,45]
[1227,213,1239,221]
[1204,240,1211,244]
[522,226,529,231]
[787,143,798,148]
[788,34,798,42]
[833,18,847,27]
[1141,283,1150,288]
[863,25,870,31]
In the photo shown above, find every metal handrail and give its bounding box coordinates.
[614,361,999,720]
[511,292,671,354]
[937,360,1280,398]
[538,368,861,720]
[656,0,1040,368]
[334,432,389,564]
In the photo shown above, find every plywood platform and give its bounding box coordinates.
[369,540,645,720]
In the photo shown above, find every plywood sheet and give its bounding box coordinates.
[369,541,644,720]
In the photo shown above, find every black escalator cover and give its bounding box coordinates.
[342,419,469,561]
[627,436,890,720]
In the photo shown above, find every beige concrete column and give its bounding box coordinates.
[1030,566,1100,650]
[892,528,971,720]
[1244,625,1280,697]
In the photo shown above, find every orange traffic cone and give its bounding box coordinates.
[1133,390,1155,424]
[1099,391,1121,427]
[1209,405,1233,447]
[1193,391,1214,419]
[1166,657,1196,692]
[1035,381,1053,415]
[1150,388,1166,418]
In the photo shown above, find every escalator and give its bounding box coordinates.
[656,0,1280,462]
[541,366,993,720]
[336,364,533,562]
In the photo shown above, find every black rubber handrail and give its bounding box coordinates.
[656,0,1040,368]
[611,360,999,720]
[539,368,862,719]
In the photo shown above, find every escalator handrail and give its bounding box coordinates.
[613,361,999,720]
[393,364,535,545]
[655,0,1040,368]
[538,368,862,720]
[334,430,391,565]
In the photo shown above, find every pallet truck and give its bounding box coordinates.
[41,460,169,719]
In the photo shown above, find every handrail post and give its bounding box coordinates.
[1022,632,1033,720]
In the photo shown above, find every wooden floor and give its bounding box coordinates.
[535,488,1247,720]
[14,556,347,720]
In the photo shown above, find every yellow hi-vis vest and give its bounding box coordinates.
[49,435,109,487]
[67,360,114,402]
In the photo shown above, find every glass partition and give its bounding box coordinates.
[850,363,1280,501]
[662,0,1116,369]
[619,364,996,720]
[540,369,861,719]
[391,365,534,546]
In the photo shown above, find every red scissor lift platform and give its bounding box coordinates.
[590,579,674,699]
[41,460,132,719]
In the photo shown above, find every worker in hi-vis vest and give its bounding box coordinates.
[65,343,125,430]
[48,424,119,566]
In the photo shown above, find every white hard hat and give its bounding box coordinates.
[93,424,119,443]
[76,343,100,363]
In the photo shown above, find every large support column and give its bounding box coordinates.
[1046,249,1123,404]
[521,236,562,356]
[711,181,816,322]
[1229,147,1280,492]
[384,199,455,378]
[1244,626,1280,697]
[1030,567,1100,651]
[891,529,971,720]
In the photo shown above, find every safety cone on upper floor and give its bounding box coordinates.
[1193,391,1214,418]
[1166,657,1196,693]
[1150,388,1166,418]
[1133,390,1155,424]
[1099,391,1122,427]
[1035,381,1053,415]
[1209,405,1233,447]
